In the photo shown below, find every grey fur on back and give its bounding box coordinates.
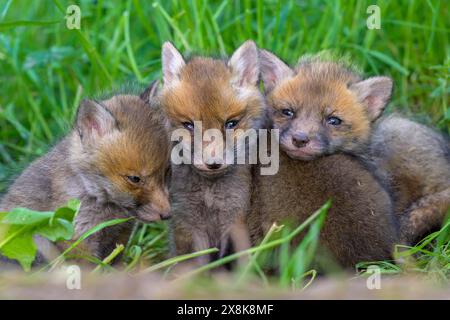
[370,114,450,192]
[369,113,450,241]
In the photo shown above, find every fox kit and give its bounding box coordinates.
[259,51,450,243]
[248,150,398,267]
[159,41,264,262]
[0,83,171,260]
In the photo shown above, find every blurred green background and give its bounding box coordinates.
[0,0,448,191]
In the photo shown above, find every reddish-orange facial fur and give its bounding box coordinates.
[0,87,172,260]
[159,41,263,263]
[270,73,371,159]
[260,50,450,244]
[68,94,172,222]
[260,52,392,160]
[160,42,265,175]
[93,95,170,212]
[162,58,262,129]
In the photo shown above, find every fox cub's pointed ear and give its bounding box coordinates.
[161,42,185,87]
[140,80,160,103]
[228,40,259,87]
[76,99,118,143]
[349,76,393,121]
[259,49,294,93]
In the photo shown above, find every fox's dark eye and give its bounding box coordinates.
[326,116,342,126]
[225,119,239,129]
[182,121,194,131]
[281,109,294,118]
[127,176,141,184]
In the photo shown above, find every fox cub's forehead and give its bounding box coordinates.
[271,75,358,114]
[99,133,168,176]
[180,57,231,82]
[162,58,256,121]
[270,61,362,110]
[98,94,170,169]
[270,77,336,108]
[102,95,153,125]
[103,95,167,133]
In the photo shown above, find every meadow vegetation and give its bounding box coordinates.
[0,0,448,292]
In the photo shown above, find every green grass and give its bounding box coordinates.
[357,215,450,282]
[0,0,449,291]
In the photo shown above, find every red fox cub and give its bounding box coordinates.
[259,51,450,243]
[0,83,171,261]
[159,41,397,267]
[158,41,265,263]
[248,150,398,267]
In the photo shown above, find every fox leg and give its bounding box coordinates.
[226,214,252,267]
[400,187,450,244]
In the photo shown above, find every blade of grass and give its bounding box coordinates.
[179,201,331,280]
[142,247,219,273]
[92,244,124,273]
[45,217,131,271]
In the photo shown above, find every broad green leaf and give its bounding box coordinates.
[37,218,73,242]
[0,200,80,270]
[50,201,80,225]
[0,222,8,240]
[2,208,53,225]
[0,227,36,271]
[0,224,29,249]
[65,199,81,212]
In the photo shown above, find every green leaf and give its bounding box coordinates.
[65,199,81,212]
[0,226,36,271]
[0,200,80,271]
[2,208,53,225]
[50,199,80,225]
[37,218,73,242]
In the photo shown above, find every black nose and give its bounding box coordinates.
[206,163,222,170]
[292,132,310,148]
[160,212,171,220]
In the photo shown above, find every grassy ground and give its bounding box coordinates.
[0,0,449,296]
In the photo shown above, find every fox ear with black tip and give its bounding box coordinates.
[140,80,160,104]
[75,99,119,145]
[259,49,294,93]
[349,76,393,121]
[161,41,186,88]
[228,40,260,87]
